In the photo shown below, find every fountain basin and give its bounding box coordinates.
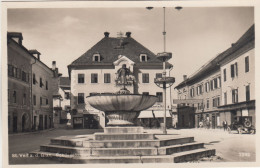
[86,94,158,126]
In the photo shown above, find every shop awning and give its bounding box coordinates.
[138,110,171,118]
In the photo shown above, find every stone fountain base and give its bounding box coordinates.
[30,127,216,163]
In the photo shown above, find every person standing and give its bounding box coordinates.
[223,120,227,131]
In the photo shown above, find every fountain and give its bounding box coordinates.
[86,64,158,126]
[30,64,216,164]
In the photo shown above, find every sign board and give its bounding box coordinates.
[173,99,203,104]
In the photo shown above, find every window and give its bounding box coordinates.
[78,93,85,104]
[245,56,249,72]
[33,74,36,85]
[224,92,227,105]
[13,91,16,103]
[40,77,43,87]
[232,89,238,103]
[142,73,149,83]
[156,92,163,102]
[40,97,42,105]
[23,93,26,105]
[206,99,209,109]
[246,85,250,101]
[213,97,220,107]
[17,68,21,79]
[8,65,13,77]
[205,82,209,92]
[223,69,226,82]
[46,98,48,105]
[143,92,149,95]
[65,92,70,99]
[22,71,27,82]
[91,73,98,83]
[197,84,203,95]
[104,73,111,83]
[93,54,100,62]
[140,54,147,62]
[156,73,162,79]
[231,62,238,78]
[78,74,85,83]
[46,81,48,90]
[33,95,36,106]
[190,88,194,97]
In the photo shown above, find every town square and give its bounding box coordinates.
[1,1,258,166]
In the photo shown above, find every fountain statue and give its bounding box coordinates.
[86,64,158,126]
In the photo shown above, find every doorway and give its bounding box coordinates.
[39,115,43,130]
[13,116,17,132]
[22,114,26,132]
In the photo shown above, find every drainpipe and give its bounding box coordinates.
[30,57,37,130]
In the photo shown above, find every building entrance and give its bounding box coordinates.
[13,116,17,132]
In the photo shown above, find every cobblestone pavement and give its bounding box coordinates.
[7,127,255,164]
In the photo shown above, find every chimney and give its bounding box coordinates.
[183,75,187,81]
[104,32,110,37]
[7,32,23,45]
[126,32,131,38]
[29,49,41,60]
[52,61,56,70]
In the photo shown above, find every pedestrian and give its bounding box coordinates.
[223,120,227,131]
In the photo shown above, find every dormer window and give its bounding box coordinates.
[93,54,100,62]
[140,54,147,62]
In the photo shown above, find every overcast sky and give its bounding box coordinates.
[7,7,254,91]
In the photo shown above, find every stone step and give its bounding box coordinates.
[50,137,194,148]
[158,142,204,155]
[104,127,144,134]
[94,133,155,140]
[172,148,216,163]
[40,144,91,156]
[30,148,215,163]
[41,142,204,157]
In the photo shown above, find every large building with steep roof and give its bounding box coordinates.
[68,32,174,129]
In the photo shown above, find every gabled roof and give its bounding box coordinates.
[68,36,162,67]
[175,24,255,89]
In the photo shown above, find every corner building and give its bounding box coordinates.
[175,24,255,129]
[68,32,173,129]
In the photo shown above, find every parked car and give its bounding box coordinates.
[227,116,255,134]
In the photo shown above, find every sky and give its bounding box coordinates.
[7,7,254,94]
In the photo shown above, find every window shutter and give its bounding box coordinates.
[231,64,234,78]
[235,62,238,76]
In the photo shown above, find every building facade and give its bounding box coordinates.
[175,24,255,129]
[218,25,255,127]
[31,53,60,131]
[7,32,60,133]
[68,32,173,129]
[53,76,71,128]
[8,33,32,133]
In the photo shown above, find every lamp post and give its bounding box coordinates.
[147,6,182,134]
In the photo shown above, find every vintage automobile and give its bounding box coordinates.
[227,116,255,134]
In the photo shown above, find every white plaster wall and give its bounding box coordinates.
[221,48,255,105]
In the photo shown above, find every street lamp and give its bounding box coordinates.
[147,6,182,134]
